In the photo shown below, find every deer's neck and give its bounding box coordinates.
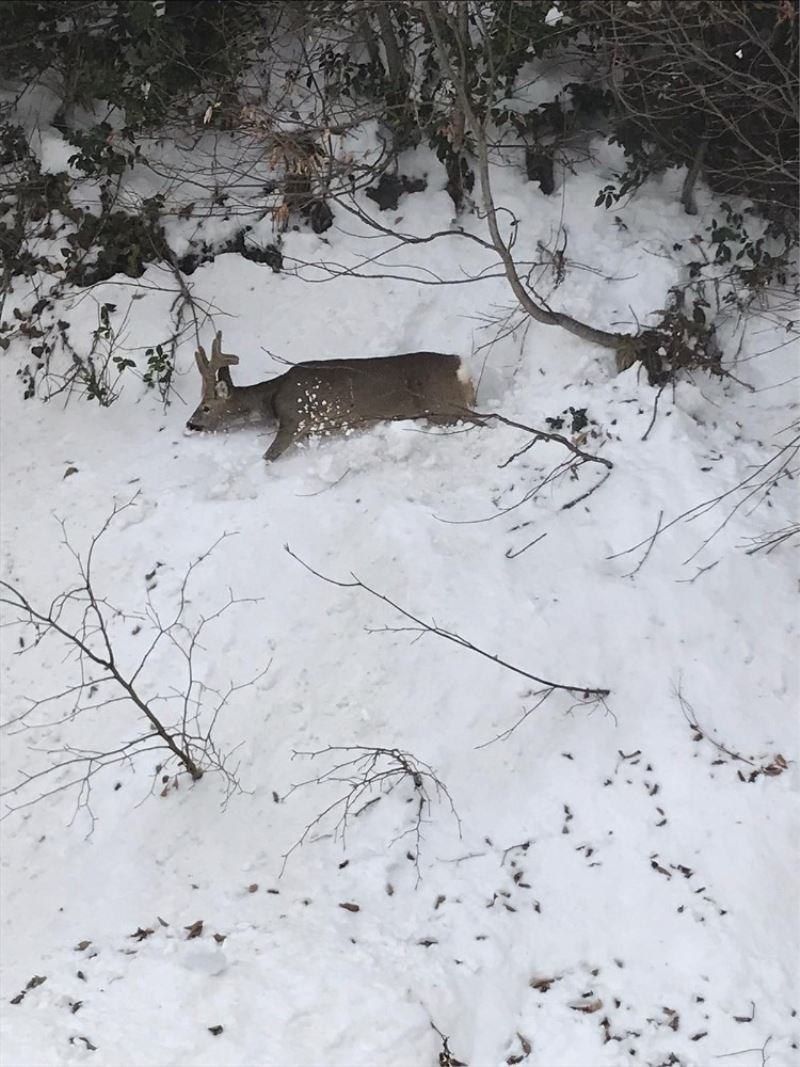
[231,381,277,421]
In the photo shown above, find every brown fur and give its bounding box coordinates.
[187,334,476,462]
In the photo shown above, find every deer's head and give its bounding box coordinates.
[186,331,242,432]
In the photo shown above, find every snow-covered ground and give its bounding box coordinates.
[1,106,798,1067]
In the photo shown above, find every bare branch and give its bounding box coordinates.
[420,0,627,351]
[284,546,610,711]
[1,502,262,825]
[281,744,460,884]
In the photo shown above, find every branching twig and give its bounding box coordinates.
[561,469,612,511]
[608,430,800,565]
[742,523,800,556]
[284,547,611,722]
[675,682,789,783]
[1,498,262,826]
[475,411,613,470]
[421,0,626,351]
[281,745,460,884]
[715,1034,773,1067]
[623,510,665,578]
[641,382,670,442]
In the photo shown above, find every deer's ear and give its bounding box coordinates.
[214,379,231,399]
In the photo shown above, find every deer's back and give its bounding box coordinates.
[272,352,472,431]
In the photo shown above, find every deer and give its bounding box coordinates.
[186,332,477,461]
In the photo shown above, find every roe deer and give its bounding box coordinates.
[187,332,476,461]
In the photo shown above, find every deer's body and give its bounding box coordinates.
[187,335,476,461]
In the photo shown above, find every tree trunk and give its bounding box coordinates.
[681,134,709,216]
[421,1,624,350]
[375,3,406,95]
[357,9,382,71]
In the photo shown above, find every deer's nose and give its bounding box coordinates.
[186,421,202,432]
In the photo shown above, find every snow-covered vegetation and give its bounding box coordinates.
[1,3,797,1065]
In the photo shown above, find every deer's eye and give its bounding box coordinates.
[202,405,211,413]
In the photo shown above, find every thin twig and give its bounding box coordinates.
[284,546,610,702]
[476,411,613,470]
[623,510,665,578]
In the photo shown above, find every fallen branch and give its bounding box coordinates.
[285,547,610,711]
[676,682,788,784]
[474,411,613,470]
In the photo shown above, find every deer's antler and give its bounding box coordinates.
[195,331,240,395]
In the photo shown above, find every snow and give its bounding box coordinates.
[1,114,798,1067]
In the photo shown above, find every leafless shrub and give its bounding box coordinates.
[422,1,627,352]
[609,423,800,568]
[282,744,460,882]
[579,0,798,228]
[0,497,266,830]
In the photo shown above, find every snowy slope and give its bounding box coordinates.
[1,117,798,1067]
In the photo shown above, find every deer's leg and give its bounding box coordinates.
[424,414,458,426]
[263,423,297,462]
